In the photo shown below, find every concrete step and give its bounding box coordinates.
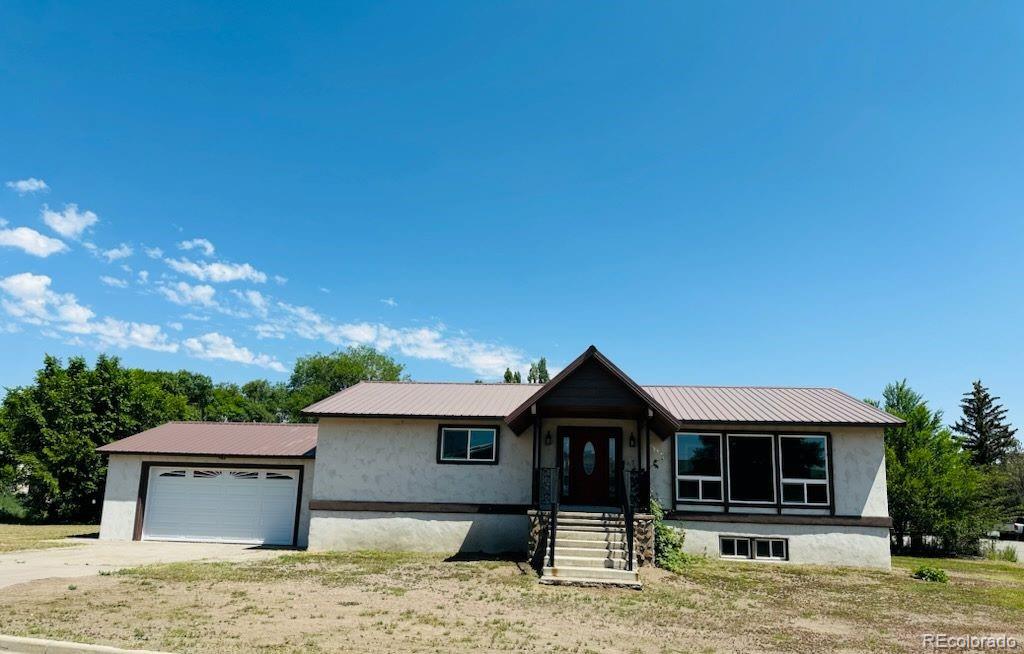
[556,523,627,533]
[557,530,627,543]
[541,565,640,585]
[554,555,631,570]
[557,511,622,520]
[557,518,625,528]
[555,545,627,558]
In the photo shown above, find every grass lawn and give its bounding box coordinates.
[0,552,1021,653]
[0,523,98,553]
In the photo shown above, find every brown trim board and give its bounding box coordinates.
[310,500,530,515]
[133,460,306,546]
[666,511,892,528]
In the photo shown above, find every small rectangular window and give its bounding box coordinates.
[439,426,497,464]
[719,536,786,560]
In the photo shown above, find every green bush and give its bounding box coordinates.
[981,540,1019,562]
[912,565,949,583]
[651,498,698,573]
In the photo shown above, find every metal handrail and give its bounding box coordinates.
[618,461,635,572]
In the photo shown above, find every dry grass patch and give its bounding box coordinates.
[0,523,97,553]
[0,552,1020,653]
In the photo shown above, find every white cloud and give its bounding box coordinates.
[100,276,129,288]
[380,297,398,307]
[144,246,164,259]
[137,270,150,284]
[164,257,268,283]
[178,238,215,257]
[273,275,288,285]
[233,289,269,317]
[0,225,69,257]
[157,281,217,307]
[0,272,176,352]
[6,178,49,194]
[183,332,286,372]
[41,204,98,239]
[258,302,527,377]
[167,321,183,331]
[101,243,133,262]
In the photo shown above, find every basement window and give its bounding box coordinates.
[719,536,787,561]
[438,426,498,464]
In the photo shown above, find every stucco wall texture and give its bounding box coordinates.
[98,453,315,547]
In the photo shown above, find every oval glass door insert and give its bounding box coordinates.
[582,441,596,475]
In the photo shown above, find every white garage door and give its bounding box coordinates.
[142,466,300,545]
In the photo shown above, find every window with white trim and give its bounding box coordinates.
[439,427,497,463]
[727,434,776,503]
[779,435,829,505]
[675,433,723,502]
[719,536,787,560]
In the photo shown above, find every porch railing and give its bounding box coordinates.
[617,461,635,572]
[537,467,559,509]
[629,468,651,513]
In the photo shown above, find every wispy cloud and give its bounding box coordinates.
[0,225,68,257]
[164,257,268,283]
[273,275,288,285]
[5,178,49,195]
[137,270,150,284]
[256,303,528,377]
[157,281,217,307]
[99,276,129,288]
[41,203,98,239]
[0,272,177,352]
[184,332,286,372]
[101,243,133,262]
[232,289,269,317]
[178,238,215,257]
[144,246,164,259]
[380,297,398,307]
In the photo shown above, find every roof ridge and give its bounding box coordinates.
[357,381,545,386]
[641,384,838,390]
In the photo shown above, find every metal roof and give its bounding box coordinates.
[303,381,541,418]
[305,381,903,426]
[97,422,318,458]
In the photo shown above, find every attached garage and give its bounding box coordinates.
[98,422,317,548]
[141,465,302,545]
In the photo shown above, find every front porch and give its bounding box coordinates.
[504,347,675,585]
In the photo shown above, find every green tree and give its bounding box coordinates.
[951,380,1018,466]
[513,370,521,383]
[536,357,550,383]
[288,346,405,420]
[527,363,538,383]
[503,368,514,383]
[877,380,997,554]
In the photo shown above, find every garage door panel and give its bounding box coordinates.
[142,466,299,545]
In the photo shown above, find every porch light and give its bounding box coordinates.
[544,431,552,445]
[629,432,636,448]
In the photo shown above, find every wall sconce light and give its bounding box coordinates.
[544,431,552,446]
[628,432,636,448]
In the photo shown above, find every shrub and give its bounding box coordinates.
[650,498,698,573]
[981,540,1019,563]
[912,565,949,583]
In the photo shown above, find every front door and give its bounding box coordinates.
[559,427,621,506]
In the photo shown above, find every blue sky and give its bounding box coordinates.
[1,2,1022,425]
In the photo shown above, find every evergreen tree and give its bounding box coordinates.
[527,362,539,383]
[513,370,521,383]
[536,357,550,383]
[503,368,514,383]
[951,380,1018,466]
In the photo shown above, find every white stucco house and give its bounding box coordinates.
[98,346,902,586]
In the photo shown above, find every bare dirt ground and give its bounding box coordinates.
[0,551,1021,653]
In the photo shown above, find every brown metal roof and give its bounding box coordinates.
[303,381,541,418]
[97,422,318,458]
[643,385,902,426]
[304,381,902,426]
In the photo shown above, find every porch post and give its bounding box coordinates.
[644,410,652,473]
[531,407,539,505]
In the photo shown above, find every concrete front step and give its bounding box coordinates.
[541,565,641,587]
[556,523,626,533]
[557,518,625,529]
[557,531,627,544]
[557,511,622,520]
[554,555,631,570]
[555,545,627,558]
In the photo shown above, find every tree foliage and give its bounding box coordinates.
[0,346,405,521]
[878,380,997,554]
[951,380,1018,466]
[526,357,550,383]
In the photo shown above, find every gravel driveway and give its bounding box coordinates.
[0,539,283,589]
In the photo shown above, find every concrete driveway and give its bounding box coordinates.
[0,539,284,589]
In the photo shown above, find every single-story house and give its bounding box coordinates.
[98,346,902,586]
